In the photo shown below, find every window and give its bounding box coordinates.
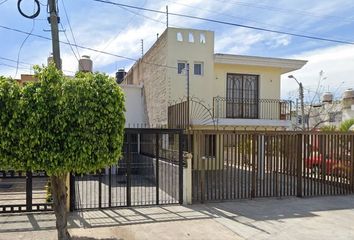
[297,115,309,125]
[194,62,203,75]
[177,32,183,42]
[226,74,259,118]
[177,61,187,74]
[188,32,194,42]
[200,33,206,43]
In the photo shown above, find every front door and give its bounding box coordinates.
[226,74,259,119]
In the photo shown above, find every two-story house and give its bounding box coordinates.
[124,27,307,131]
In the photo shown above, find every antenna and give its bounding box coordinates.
[141,39,144,56]
[166,5,169,28]
[157,33,159,40]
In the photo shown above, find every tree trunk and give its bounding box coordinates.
[51,174,71,240]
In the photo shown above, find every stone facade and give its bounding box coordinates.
[125,31,168,126]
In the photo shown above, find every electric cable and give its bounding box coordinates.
[0,24,178,70]
[92,0,354,46]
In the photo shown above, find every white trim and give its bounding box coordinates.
[214,53,307,73]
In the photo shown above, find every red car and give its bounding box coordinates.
[305,154,352,178]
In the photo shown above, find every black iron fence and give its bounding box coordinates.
[213,97,292,120]
[190,130,354,203]
[72,128,184,210]
[0,171,51,213]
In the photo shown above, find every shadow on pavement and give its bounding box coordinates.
[0,195,353,234]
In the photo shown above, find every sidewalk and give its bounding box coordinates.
[1,195,354,240]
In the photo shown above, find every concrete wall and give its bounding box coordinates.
[120,84,146,127]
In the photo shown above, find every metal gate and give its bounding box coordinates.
[0,171,52,213]
[72,128,184,210]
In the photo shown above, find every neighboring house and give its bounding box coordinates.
[292,89,354,130]
[124,27,307,130]
[15,74,37,85]
[120,84,146,127]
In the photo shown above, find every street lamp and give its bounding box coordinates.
[288,75,305,131]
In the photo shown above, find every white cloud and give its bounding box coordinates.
[281,44,354,99]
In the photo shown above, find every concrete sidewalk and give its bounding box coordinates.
[1,195,354,240]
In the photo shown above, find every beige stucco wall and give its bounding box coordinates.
[165,28,215,106]
[214,63,282,100]
[124,27,298,127]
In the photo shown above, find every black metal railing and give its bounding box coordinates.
[213,97,292,120]
[168,101,189,129]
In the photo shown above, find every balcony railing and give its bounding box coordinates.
[168,100,189,129]
[213,97,292,120]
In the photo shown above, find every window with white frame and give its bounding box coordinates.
[200,33,206,43]
[189,32,194,42]
[194,62,203,75]
[177,61,187,74]
[177,32,183,42]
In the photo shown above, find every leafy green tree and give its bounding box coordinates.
[0,65,125,240]
[0,77,22,170]
[339,119,354,132]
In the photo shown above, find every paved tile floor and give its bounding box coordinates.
[0,195,354,240]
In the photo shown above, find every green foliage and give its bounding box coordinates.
[339,119,354,132]
[0,77,22,170]
[0,64,125,175]
[45,179,53,203]
[320,125,337,132]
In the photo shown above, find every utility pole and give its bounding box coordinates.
[289,75,305,130]
[48,0,61,70]
[186,63,190,128]
[166,5,169,28]
[299,82,305,131]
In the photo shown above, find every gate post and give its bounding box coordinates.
[69,173,75,212]
[351,135,354,193]
[98,170,102,209]
[183,152,193,204]
[155,133,160,205]
[251,134,257,198]
[126,133,132,207]
[26,171,32,212]
[297,133,303,197]
[179,132,184,204]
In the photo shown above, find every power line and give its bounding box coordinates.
[213,0,354,23]
[0,56,76,74]
[92,0,354,46]
[60,0,80,58]
[0,0,9,5]
[92,0,147,61]
[0,24,177,70]
[165,0,331,38]
[15,2,36,79]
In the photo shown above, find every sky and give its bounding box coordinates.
[0,0,354,101]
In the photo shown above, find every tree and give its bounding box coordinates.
[0,65,125,240]
[339,119,354,132]
[290,71,343,131]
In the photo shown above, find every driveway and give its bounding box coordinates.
[0,195,354,240]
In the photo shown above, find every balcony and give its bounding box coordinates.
[167,97,292,129]
[213,97,292,121]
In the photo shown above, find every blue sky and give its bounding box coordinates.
[1,0,354,99]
